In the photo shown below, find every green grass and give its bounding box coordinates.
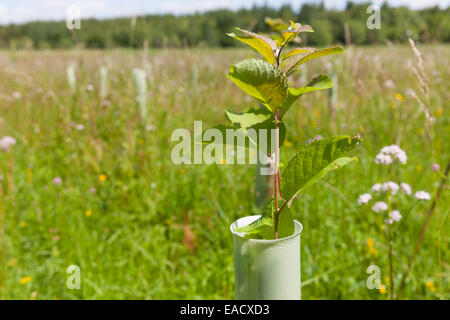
[0,46,448,299]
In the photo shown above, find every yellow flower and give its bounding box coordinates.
[417,128,425,135]
[138,138,144,145]
[20,221,27,228]
[85,210,92,217]
[284,140,293,148]
[366,238,378,256]
[394,93,405,102]
[7,258,17,267]
[379,284,387,294]
[221,159,226,164]
[26,168,32,183]
[98,174,107,182]
[435,107,443,117]
[425,280,436,292]
[179,168,186,174]
[20,276,32,285]
[416,164,423,172]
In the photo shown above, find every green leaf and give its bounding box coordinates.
[227,28,277,64]
[236,198,295,240]
[200,107,286,154]
[228,59,288,113]
[284,47,344,76]
[280,74,334,118]
[281,135,362,204]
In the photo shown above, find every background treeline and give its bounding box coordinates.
[1,1,449,49]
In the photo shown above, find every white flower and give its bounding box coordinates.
[358,193,372,205]
[86,84,94,91]
[146,124,156,131]
[384,79,395,89]
[389,210,402,222]
[400,183,412,195]
[372,201,388,213]
[382,181,399,195]
[372,183,383,192]
[76,124,84,130]
[375,153,392,165]
[12,91,22,99]
[151,182,157,189]
[375,145,407,165]
[415,191,431,200]
[0,136,16,152]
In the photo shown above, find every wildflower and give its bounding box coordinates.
[394,93,405,102]
[416,164,423,171]
[76,124,84,131]
[371,183,382,192]
[389,210,402,223]
[151,182,157,189]
[52,177,62,186]
[375,153,392,165]
[98,174,107,182]
[379,284,387,294]
[89,187,96,194]
[425,280,436,292]
[384,79,395,89]
[145,124,156,131]
[85,210,92,217]
[431,163,440,172]
[102,99,111,107]
[0,136,17,152]
[375,145,407,165]
[358,193,372,205]
[20,221,27,228]
[86,84,94,91]
[7,258,17,267]
[20,276,32,285]
[415,191,431,200]
[372,201,388,213]
[400,183,412,195]
[405,88,415,97]
[307,135,323,144]
[382,181,399,195]
[366,238,378,256]
[13,91,22,99]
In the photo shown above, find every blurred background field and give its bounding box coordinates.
[0,1,449,300]
[1,44,448,299]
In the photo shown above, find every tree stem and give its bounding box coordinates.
[274,111,280,239]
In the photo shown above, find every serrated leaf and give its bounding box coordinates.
[284,47,344,76]
[280,74,334,118]
[200,108,286,154]
[281,135,362,204]
[236,198,295,240]
[227,28,277,64]
[228,59,288,113]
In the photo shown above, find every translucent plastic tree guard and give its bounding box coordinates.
[230,215,303,300]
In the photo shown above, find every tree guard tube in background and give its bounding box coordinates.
[230,215,303,300]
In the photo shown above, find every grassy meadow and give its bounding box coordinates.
[0,45,448,299]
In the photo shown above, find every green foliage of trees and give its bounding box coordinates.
[0,2,448,49]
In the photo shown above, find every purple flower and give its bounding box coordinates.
[431,163,440,172]
[0,136,16,152]
[52,177,62,186]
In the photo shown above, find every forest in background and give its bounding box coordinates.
[0,2,449,49]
